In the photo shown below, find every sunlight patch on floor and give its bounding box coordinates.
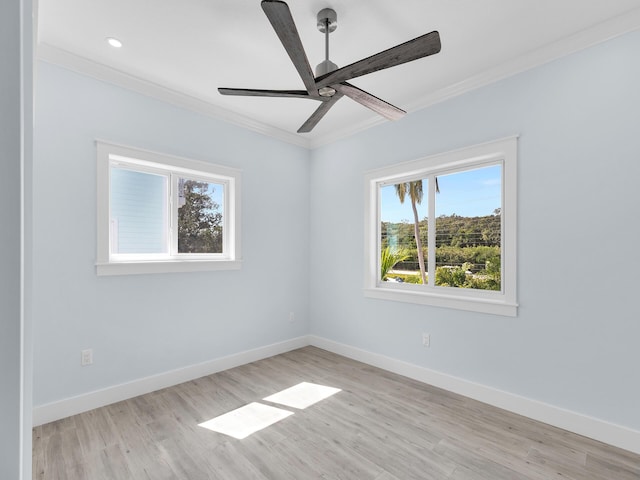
[263,382,341,409]
[198,382,341,439]
[198,402,293,439]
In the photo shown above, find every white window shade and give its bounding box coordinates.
[110,167,168,255]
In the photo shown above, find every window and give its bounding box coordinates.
[97,141,241,275]
[364,137,517,316]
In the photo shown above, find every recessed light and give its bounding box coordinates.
[106,37,122,48]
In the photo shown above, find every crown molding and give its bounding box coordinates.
[404,6,640,115]
[37,7,640,151]
[309,6,640,149]
[36,43,311,149]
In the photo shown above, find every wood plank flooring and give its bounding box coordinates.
[33,347,640,479]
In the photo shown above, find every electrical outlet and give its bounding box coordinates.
[289,311,295,322]
[81,348,93,366]
[422,333,430,348]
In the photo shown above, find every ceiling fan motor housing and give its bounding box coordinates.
[316,59,338,77]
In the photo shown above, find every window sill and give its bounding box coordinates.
[364,286,518,317]
[96,259,242,276]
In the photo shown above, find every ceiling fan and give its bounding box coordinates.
[219,0,441,133]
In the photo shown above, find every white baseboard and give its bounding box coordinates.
[308,335,640,455]
[33,334,640,456]
[32,336,310,426]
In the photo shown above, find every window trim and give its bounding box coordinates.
[364,137,518,316]
[96,141,242,276]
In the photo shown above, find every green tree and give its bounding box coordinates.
[178,180,223,253]
[435,263,471,287]
[380,246,410,281]
[395,181,427,284]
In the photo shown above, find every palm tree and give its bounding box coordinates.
[380,246,410,281]
[395,181,427,284]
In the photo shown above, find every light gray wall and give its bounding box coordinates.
[309,31,640,430]
[33,62,310,406]
[0,1,23,476]
[1,0,33,478]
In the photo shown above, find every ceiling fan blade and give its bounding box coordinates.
[218,88,326,100]
[316,31,441,89]
[334,83,405,121]
[297,92,344,133]
[261,0,318,97]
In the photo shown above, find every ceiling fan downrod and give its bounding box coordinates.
[315,8,338,97]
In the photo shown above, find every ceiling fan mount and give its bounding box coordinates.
[218,0,441,133]
[316,8,337,34]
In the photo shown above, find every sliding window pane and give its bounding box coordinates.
[434,165,502,290]
[177,178,224,254]
[379,180,428,284]
[110,167,169,254]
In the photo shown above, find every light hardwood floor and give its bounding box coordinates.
[33,347,640,479]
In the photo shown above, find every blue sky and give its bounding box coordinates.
[380,164,501,223]
[203,181,224,211]
[181,178,224,213]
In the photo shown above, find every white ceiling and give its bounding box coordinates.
[37,0,640,147]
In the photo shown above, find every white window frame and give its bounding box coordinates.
[364,137,518,316]
[96,141,242,276]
